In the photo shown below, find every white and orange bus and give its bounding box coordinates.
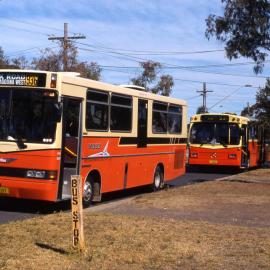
[0,70,187,206]
[188,113,264,169]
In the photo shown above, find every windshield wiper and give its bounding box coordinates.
[219,140,228,148]
[14,127,27,149]
[16,137,27,149]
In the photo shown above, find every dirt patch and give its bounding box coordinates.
[221,168,270,184]
[95,171,270,228]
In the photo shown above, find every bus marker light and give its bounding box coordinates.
[50,73,57,88]
[48,171,57,180]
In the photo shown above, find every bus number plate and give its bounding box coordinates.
[209,160,218,164]
[0,187,10,194]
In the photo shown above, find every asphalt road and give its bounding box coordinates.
[0,169,233,224]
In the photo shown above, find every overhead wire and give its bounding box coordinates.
[77,46,269,79]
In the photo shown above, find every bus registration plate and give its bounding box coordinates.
[209,160,218,164]
[0,187,9,195]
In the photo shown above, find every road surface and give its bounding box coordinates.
[0,170,233,224]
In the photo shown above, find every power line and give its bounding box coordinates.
[208,85,254,110]
[2,18,64,34]
[0,22,49,36]
[48,23,86,71]
[6,45,59,58]
[76,41,270,70]
[186,95,201,100]
[101,66,260,88]
[77,46,269,79]
[96,63,267,79]
[1,19,268,80]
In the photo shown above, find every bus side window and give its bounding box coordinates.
[110,94,132,132]
[249,125,258,141]
[152,102,168,134]
[241,125,247,146]
[86,89,109,131]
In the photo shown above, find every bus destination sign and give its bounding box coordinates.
[0,72,46,87]
[201,115,229,122]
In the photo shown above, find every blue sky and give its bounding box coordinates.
[0,0,268,119]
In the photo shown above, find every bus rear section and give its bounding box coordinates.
[188,113,264,169]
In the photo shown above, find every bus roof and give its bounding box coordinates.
[190,113,250,124]
[61,72,187,106]
[0,69,187,106]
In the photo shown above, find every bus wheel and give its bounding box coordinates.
[152,166,164,191]
[83,180,93,208]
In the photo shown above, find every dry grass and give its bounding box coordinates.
[0,212,270,270]
[1,169,270,269]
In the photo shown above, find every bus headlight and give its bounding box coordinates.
[26,170,46,179]
[25,170,57,180]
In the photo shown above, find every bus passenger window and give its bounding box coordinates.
[110,94,132,132]
[86,90,109,131]
[168,105,182,134]
[152,102,167,133]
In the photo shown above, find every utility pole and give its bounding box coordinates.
[197,82,213,113]
[48,23,86,71]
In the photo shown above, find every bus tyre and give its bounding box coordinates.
[152,166,164,191]
[83,180,93,208]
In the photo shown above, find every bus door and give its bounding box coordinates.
[241,124,249,167]
[58,97,82,200]
[137,99,148,148]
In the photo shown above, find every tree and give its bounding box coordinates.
[131,61,174,96]
[10,56,29,69]
[0,47,28,69]
[196,106,208,114]
[152,75,174,96]
[241,79,270,134]
[0,47,10,68]
[32,42,102,80]
[206,0,270,73]
[32,48,61,71]
[75,62,101,81]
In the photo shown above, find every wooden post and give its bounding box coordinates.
[71,175,85,252]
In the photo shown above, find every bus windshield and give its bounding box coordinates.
[189,122,240,145]
[0,88,59,144]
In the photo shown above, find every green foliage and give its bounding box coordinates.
[206,0,270,73]
[131,61,174,96]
